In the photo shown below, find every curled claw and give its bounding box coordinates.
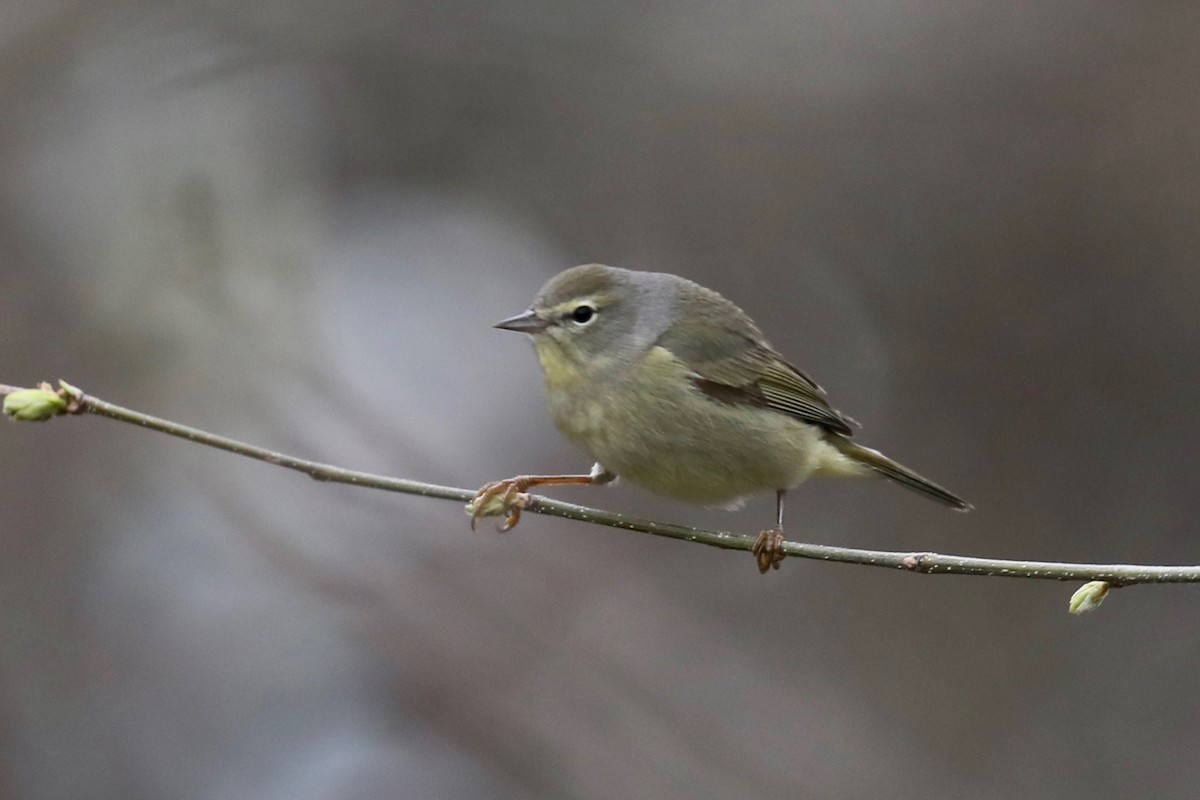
[751,529,787,574]
[469,477,532,532]
[468,470,603,532]
[495,481,529,531]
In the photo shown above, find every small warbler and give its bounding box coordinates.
[471,264,970,573]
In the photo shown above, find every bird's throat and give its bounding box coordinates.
[530,338,580,388]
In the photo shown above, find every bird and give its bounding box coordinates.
[471,264,970,573]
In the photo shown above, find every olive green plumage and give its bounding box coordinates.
[498,263,970,512]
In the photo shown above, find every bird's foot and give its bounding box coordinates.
[468,477,533,532]
[751,528,787,574]
[468,467,613,532]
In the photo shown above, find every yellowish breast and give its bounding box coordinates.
[534,343,833,506]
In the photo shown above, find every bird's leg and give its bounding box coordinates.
[470,462,616,532]
[751,489,788,574]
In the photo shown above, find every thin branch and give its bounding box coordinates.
[4,381,1200,588]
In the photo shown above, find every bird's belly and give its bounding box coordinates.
[548,382,827,506]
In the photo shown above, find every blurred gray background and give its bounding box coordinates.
[2,2,1199,798]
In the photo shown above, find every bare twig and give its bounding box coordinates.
[4,381,1200,590]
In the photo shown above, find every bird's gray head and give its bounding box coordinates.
[494,264,678,367]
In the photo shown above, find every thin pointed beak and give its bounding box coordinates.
[494,309,550,333]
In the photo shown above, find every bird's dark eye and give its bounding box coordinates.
[571,305,595,324]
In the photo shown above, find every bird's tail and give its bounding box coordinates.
[827,437,972,512]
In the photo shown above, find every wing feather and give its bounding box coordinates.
[657,314,855,436]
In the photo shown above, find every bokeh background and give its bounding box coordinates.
[3,2,1200,798]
